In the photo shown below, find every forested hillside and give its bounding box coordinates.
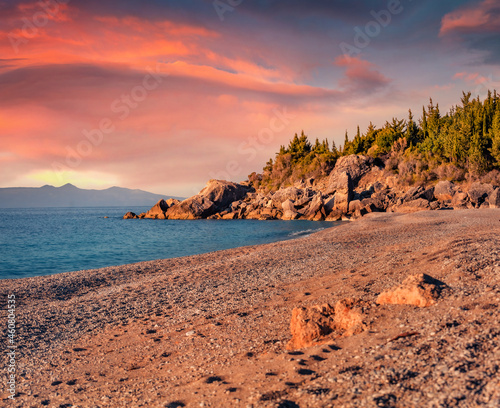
[250,91,500,192]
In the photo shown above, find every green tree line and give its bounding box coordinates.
[250,90,500,191]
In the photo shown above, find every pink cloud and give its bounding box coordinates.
[454,71,492,85]
[334,55,390,91]
[440,0,500,35]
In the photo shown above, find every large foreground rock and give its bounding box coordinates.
[377,273,446,307]
[333,298,370,336]
[287,298,370,350]
[287,304,335,350]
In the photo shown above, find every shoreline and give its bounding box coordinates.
[0,216,334,281]
[1,209,499,406]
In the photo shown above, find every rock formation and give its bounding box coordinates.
[333,298,370,336]
[434,180,455,201]
[326,155,374,192]
[124,154,500,221]
[164,180,253,220]
[287,298,370,350]
[287,304,336,350]
[287,273,446,350]
[468,182,495,207]
[144,199,170,219]
[490,188,500,208]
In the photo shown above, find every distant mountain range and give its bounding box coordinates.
[0,184,184,208]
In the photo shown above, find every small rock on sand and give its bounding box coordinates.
[376,273,446,307]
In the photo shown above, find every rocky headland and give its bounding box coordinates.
[124,155,500,222]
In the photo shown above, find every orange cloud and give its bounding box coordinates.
[0,6,218,68]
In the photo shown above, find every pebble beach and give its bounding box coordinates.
[1,209,500,407]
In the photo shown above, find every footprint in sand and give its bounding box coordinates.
[297,368,315,375]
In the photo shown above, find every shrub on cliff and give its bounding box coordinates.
[251,131,339,192]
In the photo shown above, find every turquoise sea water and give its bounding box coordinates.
[0,207,334,280]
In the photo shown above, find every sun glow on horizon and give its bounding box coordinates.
[27,170,121,190]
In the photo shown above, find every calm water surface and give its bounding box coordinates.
[0,207,335,280]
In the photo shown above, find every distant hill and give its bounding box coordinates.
[0,184,184,208]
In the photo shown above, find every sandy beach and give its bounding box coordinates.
[1,209,500,407]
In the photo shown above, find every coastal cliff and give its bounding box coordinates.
[124,154,500,221]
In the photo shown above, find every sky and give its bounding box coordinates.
[0,0,499,196]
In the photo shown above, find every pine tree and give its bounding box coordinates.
[331,139,338,155]
[343,130,355,155]
[421,106,428,140]
[491,110,500,166]
[406,109,420,146]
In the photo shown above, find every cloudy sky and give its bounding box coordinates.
[1,0,499,196]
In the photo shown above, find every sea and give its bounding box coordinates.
[0,207,335,280]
